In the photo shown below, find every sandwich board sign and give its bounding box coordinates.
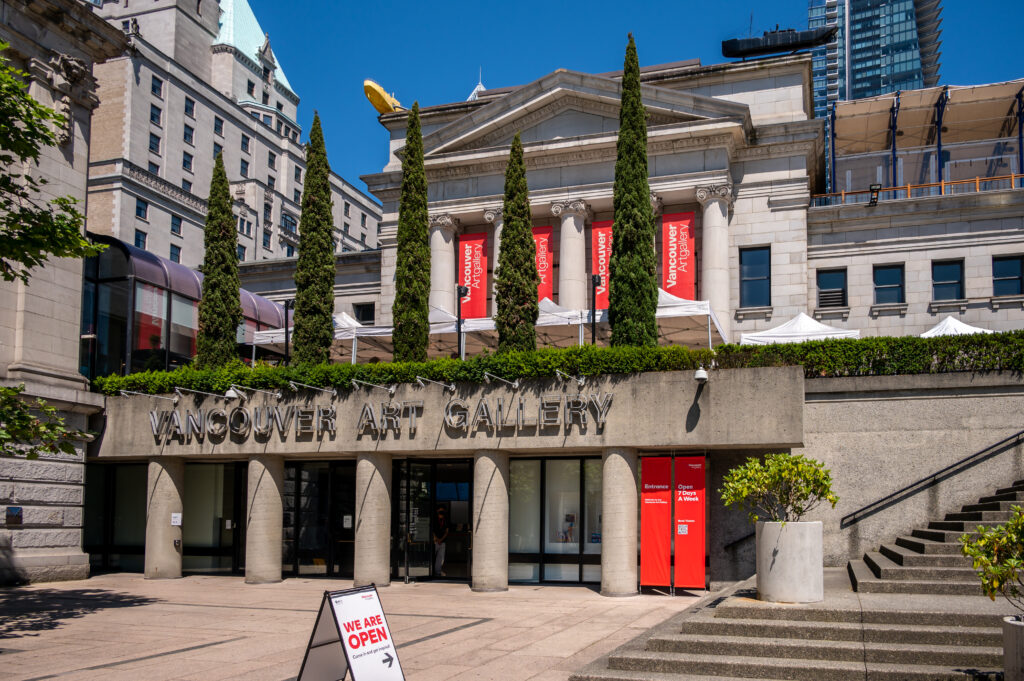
[297,585,404,681]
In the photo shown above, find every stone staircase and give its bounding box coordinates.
[849,479,1024,595]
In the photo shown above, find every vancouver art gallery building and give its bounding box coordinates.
[85,54,1024,594]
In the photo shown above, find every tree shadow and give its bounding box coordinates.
[0,586,159,639]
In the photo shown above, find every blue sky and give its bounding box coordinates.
[248,0,1024,200]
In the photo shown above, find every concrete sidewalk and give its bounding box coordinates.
[0,573,698,681]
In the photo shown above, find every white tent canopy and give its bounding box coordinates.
[591,289,726,347]
[252,311,363,351]
[920,316,995,337]
[740,312,860,345]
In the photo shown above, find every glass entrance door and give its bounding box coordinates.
[283,461,356,577]
[393,460,472,581]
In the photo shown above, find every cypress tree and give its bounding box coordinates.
[195,153,243,368]
[392,102,430,362]
[608,33,658,347]
[495,133,538,352]
[292,113,335,365]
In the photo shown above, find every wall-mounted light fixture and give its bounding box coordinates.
[555,369,585,389]
[174,386,226,400]
[694,366,708,383]
[226,384,282,402]
[288,381,338,398]
[416,376,456,393]
[352,378,396,397]
[483,372,519,390]
[120,390,178,404]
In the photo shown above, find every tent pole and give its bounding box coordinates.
[351,336,358,365]
[707,316,712,350]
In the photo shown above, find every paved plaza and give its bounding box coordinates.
[0,574,698,681]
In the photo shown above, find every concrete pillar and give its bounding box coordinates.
[472,449,509,592]
[601,447,638,597]
[696,185,733,341]
[354,451,392,587]
[428,213,460,316]
[144,457,184,579]
[484,207,504,316]
[552,199,590,310]
[245,455,284,584]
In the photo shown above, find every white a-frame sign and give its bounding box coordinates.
[297,585,405,681]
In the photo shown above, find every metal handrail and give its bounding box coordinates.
[812,172,1023,206]
[839,428,1024,529]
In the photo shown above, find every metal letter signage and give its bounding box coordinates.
[297,585,404,681]
[661,212,695,299]
[150,405,335,444]
[673,456,706,590]
[591,220,613,309]
[533,225,553,301]
[640,457,672,588]
[459,231,488,319]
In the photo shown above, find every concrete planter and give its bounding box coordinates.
[1006,616,1024,681]
[755,521,823,603]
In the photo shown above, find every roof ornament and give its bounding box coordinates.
[258,32,276,67]
[467,67,486,101]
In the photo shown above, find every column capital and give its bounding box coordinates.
[695,184,734,207]
[483,206,503,224]
[428,213,461,233]
[550,199,591,219]
[649,192,663,217]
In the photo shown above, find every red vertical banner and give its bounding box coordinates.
[661,212,696,299]
[591,220,613,309]
[459,232,488,319]
[673,457,706,590]
[640,457,672,587]
[533,225,553,301]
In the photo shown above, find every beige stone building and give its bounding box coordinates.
[86,0,381,270]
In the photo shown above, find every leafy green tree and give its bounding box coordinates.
[392,102,431,362]
[495,133,538,352]
[719,453,839,524]
[195,154,243,368]
[608,33,658,347]
[292,113,335,365]
[0,42,103,283]
[0,385,89,459]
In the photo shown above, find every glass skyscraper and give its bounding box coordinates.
[809,0,942,120]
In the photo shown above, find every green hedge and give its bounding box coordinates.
[93,330,1024,396]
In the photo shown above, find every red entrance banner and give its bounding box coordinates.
[533,225,553,301]
[640,457,672,587]
[661,212,696,299]
[673,456,706,589]
[458,232,488,319]
[591,220,613,309]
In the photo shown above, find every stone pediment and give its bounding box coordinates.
[421,69,750,157]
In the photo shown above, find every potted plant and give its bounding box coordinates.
[720,452,839,603]
[960,505,1024,681]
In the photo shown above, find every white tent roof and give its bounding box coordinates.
[252,311,363,347]
[740,312,860,345]
[591,289,725,347]
[920,316,995,337]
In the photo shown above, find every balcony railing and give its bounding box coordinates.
[812,173,1024,207]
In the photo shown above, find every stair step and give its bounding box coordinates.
[911,527,972,543]
[570,670,778,681]
[995,483,1024,494]
[895,535,964,555]
[850,559,982,596]
[928,520,975,531]
[962,500,1020,512]
[680,617,1002,646]
[944,509,1012,523]
[879,543,971,567]
[864,551,978,580]
[607,650,1001,681]
[978,490,1024,503]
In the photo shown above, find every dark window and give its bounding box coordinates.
[262,91,270,104]
[135,198,148,220]
[184,97,195,118]
[247,80,255,96]
[241,134,250,153]
[214,116,224,135]
[134,229,147,249]
[262,114,272,126]
[873,264,905,304]
[148,133,161,153]
[282,213,297,234]
[267,176,275,191]
[739,246,771,308]
[150,75,163,97]
[262,229,271,249]
[181,179,192,193]
[147,161,160,175]
[149,104,162,125]
[352,303,375,326]
[183,124,194,144]
[932,260,964,301]
[294,166,302,182]
[816,269,847,307]
[285,244,295,257]
[263,203,272,222]
[169,244,181,263]
[293,189,301,203]
[343,202,350,217]
[360,213,367,227]
[170,214,182,235]
[213,142,222,159]
[237,245,245,261]
[993,256,1023,297]
[276,101,283,111]
[240,159,249,177]
[276,120,282,134]
[182,151,193,171]
[268,151,276,169]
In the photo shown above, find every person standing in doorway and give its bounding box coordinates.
[432,505,449,577]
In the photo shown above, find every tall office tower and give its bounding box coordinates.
[809,0,942,120]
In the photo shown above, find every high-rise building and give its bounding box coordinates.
[809,0,942,119]
[86,0,381,269]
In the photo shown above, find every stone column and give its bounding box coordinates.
[484,206,504,316]
[696,185,733,341]
[472,450,510,592]
[429,213,460,316]
[601,447,638,597]
[144,457,184,579]
[552,199,590,310]
[354,452,392,587]
[245,455,284,584]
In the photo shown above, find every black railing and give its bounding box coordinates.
[840,428,1024,529]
